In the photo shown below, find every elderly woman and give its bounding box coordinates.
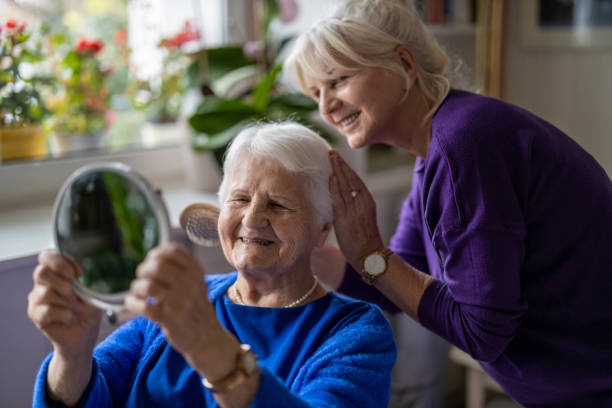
[28,121,396,407]
[284,0,612,407]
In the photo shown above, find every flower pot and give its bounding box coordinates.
[52,130,107,155]
[141,121,181,148]
[0,124,47,161]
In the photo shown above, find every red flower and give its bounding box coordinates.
[114,28,127,45]
[76,38,89,52]
[161,20,200,49]
[90,39,103,53]
[3,20,26,38]
[76,37,104,55]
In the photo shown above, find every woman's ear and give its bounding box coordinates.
[395,45,417,80]
[316,223,332,247]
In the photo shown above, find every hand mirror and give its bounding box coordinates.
[52,162,171,312]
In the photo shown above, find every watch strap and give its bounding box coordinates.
[202,344,258,393]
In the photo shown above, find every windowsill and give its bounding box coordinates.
[0,144,221,262]
[0,145,413,262]
[0,173,219,262]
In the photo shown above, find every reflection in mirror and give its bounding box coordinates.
[53,162,170,311]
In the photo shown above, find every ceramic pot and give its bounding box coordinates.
[52,130,107,155]
[141,121,181,148]
[0,124,47,161]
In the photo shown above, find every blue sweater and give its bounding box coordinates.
[33,272,396,407]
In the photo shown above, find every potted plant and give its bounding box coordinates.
[129,20,200,147]
[0,20,54,161]
[49,36,111,154]
[184,0,335,191]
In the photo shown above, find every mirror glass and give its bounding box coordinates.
[52,162,170,311]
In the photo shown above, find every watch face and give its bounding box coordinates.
[364,253,386,276]
[240,345,258,375]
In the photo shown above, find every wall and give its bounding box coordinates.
[0,256,52,407]
[504,1,612,175]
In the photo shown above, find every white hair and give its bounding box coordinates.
[284,0,469,119]
[217,121,333,226]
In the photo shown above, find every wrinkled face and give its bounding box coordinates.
[306,66,408,148]
[218,155,329,277]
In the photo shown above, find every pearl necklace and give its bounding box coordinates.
[231,276,319,308]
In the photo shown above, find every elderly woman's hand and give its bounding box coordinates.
[329,151,384,269]
[125,243,240,380]
[27,249,102,405]
[27,249,102,359]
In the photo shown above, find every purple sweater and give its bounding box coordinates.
[340,90,612,407]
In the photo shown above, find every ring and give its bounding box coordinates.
[351,190,357,198]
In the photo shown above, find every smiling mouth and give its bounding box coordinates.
[340,112,360,127]
[239,237,274,246]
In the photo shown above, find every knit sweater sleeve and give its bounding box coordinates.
[249,304,396,408]
[32,317,156,407]
[417,112,529,362]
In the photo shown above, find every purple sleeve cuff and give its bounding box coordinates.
[416,279,442,324]
[337,263,400,314]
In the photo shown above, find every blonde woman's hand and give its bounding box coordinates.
[329,150,384,269]
[27,249,102,359]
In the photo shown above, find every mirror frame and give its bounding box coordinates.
[51,162,171,311]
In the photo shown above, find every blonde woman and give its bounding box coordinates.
[285,1,612,406]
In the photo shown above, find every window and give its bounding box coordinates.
[1,0,224,165]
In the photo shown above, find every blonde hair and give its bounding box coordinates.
[284,0,464,119]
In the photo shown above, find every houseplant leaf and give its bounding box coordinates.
[189,97,259,134]
[190,119,254,151]
[267,93,318,117]
[252,64,282,112]
[206,46,255,82]
[212,64,259,98]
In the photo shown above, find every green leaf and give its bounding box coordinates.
[264,93,318,123]
[189,97,258,134]
[185,58,202,89]
[212,64,259,98]
[190,119,254,151]
[205,46,254,82]
[62,50,81,71]
[268,93,317,111]
[252,64,282,112]
[262,0,280,41]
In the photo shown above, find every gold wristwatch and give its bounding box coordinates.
[202,344,258,393]
[361,247,393,285]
